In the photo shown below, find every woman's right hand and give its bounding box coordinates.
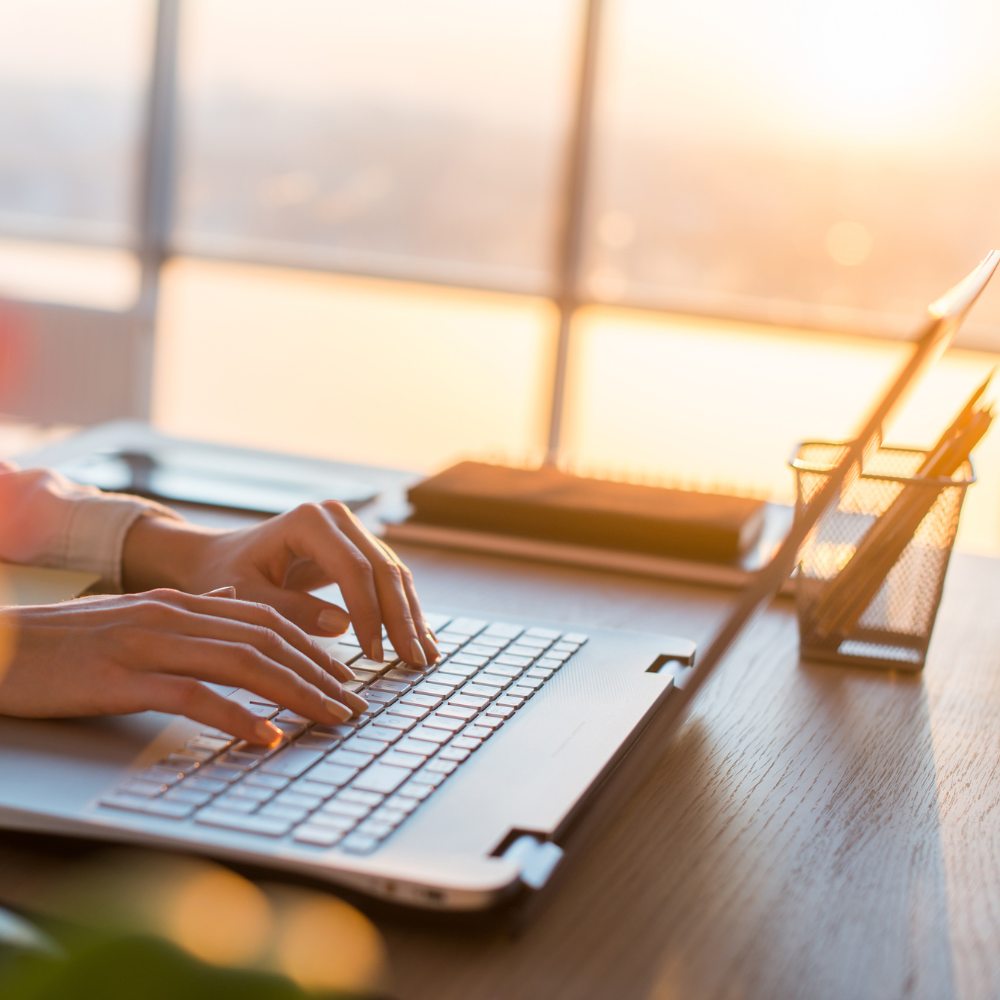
[0,587,367,744]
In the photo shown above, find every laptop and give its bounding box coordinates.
[0,254,996,912]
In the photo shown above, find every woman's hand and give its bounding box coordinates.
[0,588,367,744]
[122,502,439,667]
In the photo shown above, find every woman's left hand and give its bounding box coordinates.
[123,502,439,668]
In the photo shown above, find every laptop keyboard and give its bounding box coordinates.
[98,615,587,855]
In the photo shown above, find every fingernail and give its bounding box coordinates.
[409,637,428,668]
[318,609,347,634]
[324,698,353,722]
[424,634,441,663]
[254,719,282,745]
[206,586,237,598]
[331,658,356,681]
[343,690,368,714]
[371,636,384,663]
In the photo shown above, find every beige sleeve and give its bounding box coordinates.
[0,462,182,592]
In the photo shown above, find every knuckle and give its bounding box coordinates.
[173,678,204,712]
[296,502,327,526]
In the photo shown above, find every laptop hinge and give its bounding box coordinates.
[496,833,564,891]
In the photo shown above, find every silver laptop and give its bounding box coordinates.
[0,254,995,912]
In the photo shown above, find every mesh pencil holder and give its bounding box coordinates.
[790,440,974,671]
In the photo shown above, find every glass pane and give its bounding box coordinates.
[152,259,554,471]
[564,307,1000,551]
[175,0,578,289]
[0,239,138,310]
[0,0,152,243]
[586,0,1000,336]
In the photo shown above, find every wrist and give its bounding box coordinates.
[121,514,220,593]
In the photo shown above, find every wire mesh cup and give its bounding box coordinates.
[790,441,974,671]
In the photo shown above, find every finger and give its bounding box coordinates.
[330,511,430,668]
[254,586,350,639]
[204,586,237,598]
[286,506,386,662]
[142,633,361,725]
[141,598,366,712]
[167,589,357,685]
[376,540,439,664]
[126,672,282,745]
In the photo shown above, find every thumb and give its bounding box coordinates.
[258,585,351,637]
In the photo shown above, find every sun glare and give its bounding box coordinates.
[791,0,949,138]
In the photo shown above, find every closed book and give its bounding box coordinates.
[406,462,767,562]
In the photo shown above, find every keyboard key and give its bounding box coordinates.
[321,799,371,820]
[381,750,423,770]
[370,678,408,695]
[495,655,534,670]
[450,736,482,752]
[217,751,261,770]
[526,666,555,680]
[384,667,423,684]
[186,775,229,794]
[327,748,373,769]
[312,724,358,739]
[563,632,588,644]
[343,735,389,756]
[229,784,274,803]
[196,810,292,837]
[163,753,203,772]
[469,633,508,649]
[293,824,344,847]
[260,747,324,778]
[449,652,489,667]
[423,714,464,733]
[473,673,510,691]
[408,725,451,746]
[438,746,472,764]
[213,795,259,814]
[448,693,489,710]
[362,688,397,706]
[402,691,443,709]
[200,765,243,784]
[497,693,526,708]
[425,758,459,776]
[464,725,495,741]
[310,811,358,831]
[385,793,421,813]
[435,661,479,679]
[413,681,453,699]
[399,780,435,801]
[338,788,384,808]
[259,803,309,823]
[273,791,324,811]
[486,704,516,720]
[271,718,308,739]
[390,737,434,759]
[245,702,278,718]
[243,772,290,790]
[163,787,213,807]
[517,675,546,691]
[386,701,428,719]
[485,662,522,678]
[100,794,193,819]
[460,683,498,700]
[409,768,447,788]
[352,763,411,795]
[296,779,337,800]
[517,635,554,650]
[339,834,380,855]
[369,807,407,827]
[472,714,505,731]
[436,704,477,722]
[275,710,311,726]
[374,713,417,732]
[359,724,401,744]
[509,684,536,699]
[309,763,360,787]
[356,820,394,840]
[537,656,566,670]
[187,735,231,753]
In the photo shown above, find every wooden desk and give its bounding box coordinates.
[2,427,999,998]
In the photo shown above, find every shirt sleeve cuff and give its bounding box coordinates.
[63,493,182,593]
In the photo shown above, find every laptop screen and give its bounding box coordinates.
[670,251,999,710]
